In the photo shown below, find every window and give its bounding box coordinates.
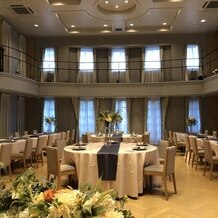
[42,48,56,72]
[111,48,126,72]
[79,98,95,137]
[144,46,161,71]
[79,48,94,72]
[188,97,201,133]
[186,44,200,70]
[142,46,162,82]
[43,98,56,133]
[115,99,128,133]
[146,98,162,145]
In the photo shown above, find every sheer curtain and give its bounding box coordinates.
[142,46,163,82]
[17,97,25,135]
[77,48,96,83]
[2,21,11,73]
[185,44,200,80]
[79,98,95,138]
[0,93,11,138]
[115,98,128,133]
[146,98,162,145]
[18,34,26,77]
[43,98,56,133]
[42,48,56,82]
[188,97,201,133]
[108,48,129,83]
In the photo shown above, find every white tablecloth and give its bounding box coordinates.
[62,142,159,198]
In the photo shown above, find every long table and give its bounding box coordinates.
[62,142,159,198]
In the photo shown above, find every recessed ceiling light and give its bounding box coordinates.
[34,24,39,27]
[201,19,206,23]
[125,0,129,3]
[104,24,108,27]
[105,1,109,3]
[130,23,134,26]
[115,5,119,8]
[71,25,75,28]
[163,22,167,25]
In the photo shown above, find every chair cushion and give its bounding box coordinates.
[144,164,163,174]
[60,164,76,173]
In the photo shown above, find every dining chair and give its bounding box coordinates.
[14,131,20,137]
[212,131,217,138]
[0,143,12,176]
[143,146,177,200]
[61,132,67,140]
[55,139,67,160]
[203,140,218,180]
[183,134,192,165]
[11,138,34,170]
[164,129,168,140]
[158,140,170,164]
[70,129,75,144]
[23,130,28,136]
[82,134,88,143]
[189,136,204,170]
[168,131,174,146]
[32,135,46,168]
[173,132,186,152]
[66,130,70,144]
[142,132,150,144]
[46,146,77,189]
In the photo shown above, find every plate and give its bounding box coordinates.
[72,147,86,151]
[132,146,147,151]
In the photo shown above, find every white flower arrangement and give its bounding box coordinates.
[0,168,133,218]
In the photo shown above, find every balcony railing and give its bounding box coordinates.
[0,45,218,83]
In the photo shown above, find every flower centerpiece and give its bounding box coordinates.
[0,168,133,218]
[186,116,197,133]
[96,110,122,143]
[44,116,56,133]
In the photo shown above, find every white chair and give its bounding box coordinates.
[212,131,217,138]
[61,132,67,140]
[14,131,20,137]
[203,140,218,180]
[32,135,46,168]
[0,143,12,176]
[189,136,204,170]
[66,130,70,144]
[55,139,67,160]
[11,138,34,170]
[142,132,150,144]
[46,146,77,189]
[144,146,177,200]
[158,140,170,164]
[173,132,186,152]
[184,134,192,165]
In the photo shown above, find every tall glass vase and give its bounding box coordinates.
[105,123,111,146]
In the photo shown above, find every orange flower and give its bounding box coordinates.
[44,189,55,202]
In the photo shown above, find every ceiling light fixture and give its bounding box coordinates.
[105,1,109,3]
[104,24,108,27]
[115,5,119,8]
[130,23,134,26]
[125,0,129,3]
[71,25,75,28]
[163,22,167,25]
[34,24,39,27]
[201,19,206,23]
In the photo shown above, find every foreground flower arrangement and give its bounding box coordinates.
[0,168,133,218]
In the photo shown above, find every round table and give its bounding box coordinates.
[62,142,159,198]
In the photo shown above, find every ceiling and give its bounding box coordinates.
[0,0,218,37]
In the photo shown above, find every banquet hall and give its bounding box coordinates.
[0,0,218,217]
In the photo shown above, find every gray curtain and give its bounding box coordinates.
[161,97,170,138]
[144,98,148,132]
[17,96,25,135]
[0,93,11,138]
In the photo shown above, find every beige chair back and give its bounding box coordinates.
[82,134,88,143]
[142,132,150,144]
[66,130,70,144]
[71,129,75,144]
[35,135,46,154]
[23,130,28,136]
[14,131,20,137]
[55,139,67,160]
[158,140,170,159]
[164,146,176,176]
[183,134,191,151]
[212,131,217,138]
[24,138,34,158]
[0,143,12,167]
[203,140,212,163]
[189,135,197,154]
[169,131,174,145]
[46,146,59,176]
[61,132,67,140]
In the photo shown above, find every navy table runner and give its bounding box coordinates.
[97,142,120,180]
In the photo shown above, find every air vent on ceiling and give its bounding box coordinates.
[115,28,123,31]
[10,5,35,15]
[202,1,218,8]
